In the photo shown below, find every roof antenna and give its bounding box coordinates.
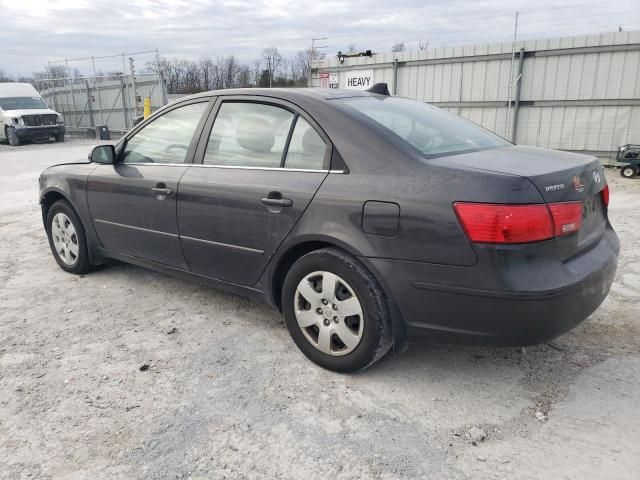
[366,83,390,96]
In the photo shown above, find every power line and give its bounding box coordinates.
[48,50,158,65]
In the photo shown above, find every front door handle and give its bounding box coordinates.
[151,183,173,199]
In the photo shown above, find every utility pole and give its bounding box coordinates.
[505,11,519,140]
[309,37,328,87]
[129,57,140,119]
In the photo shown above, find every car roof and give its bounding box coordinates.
[177,87,376,103]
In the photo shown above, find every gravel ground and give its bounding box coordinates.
[1,138,639,479]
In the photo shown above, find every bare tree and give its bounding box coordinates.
[237,65,251,87]
[294,48,318,84]
[200,57,214,90]
[418,36,429,50]
[222,55,238,89]
[391,42,406,53]
[262,47,282,87]
[250,60,261,87]
[0,69,14,83]
[347,43,358,53]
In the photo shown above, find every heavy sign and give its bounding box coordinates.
[344,70,374,90]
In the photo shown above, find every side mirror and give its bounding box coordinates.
[89,144,115,164]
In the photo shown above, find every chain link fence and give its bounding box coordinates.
[36,73,168,136]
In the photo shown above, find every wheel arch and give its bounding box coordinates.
[266,236,407,353]
[40,188,72,228]
[40,188,105,266]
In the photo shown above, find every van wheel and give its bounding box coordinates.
[620,165,638,178]
[55,133,65,142]
[6,127,20,146]
[282,247,393,373]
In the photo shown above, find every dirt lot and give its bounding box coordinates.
[1,138,639,480]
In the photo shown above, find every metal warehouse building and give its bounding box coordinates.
[311,30,640,165]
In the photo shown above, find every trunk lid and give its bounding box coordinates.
[445,145,608,255]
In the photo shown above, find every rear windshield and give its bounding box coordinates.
[0,96,48,110]
[337,96,510,158]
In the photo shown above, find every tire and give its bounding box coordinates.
[282,247,393,373]
[55,133,65,142]
[620,165,638,178]
[46,200,91,274]
[6,127,20,146]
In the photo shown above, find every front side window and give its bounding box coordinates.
[338,96,510,158]
[204,102,294,168]
[284,117,327,170]
[122,102,208,164]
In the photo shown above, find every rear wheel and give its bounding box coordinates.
[6,127,20,146]
[54,133,65,142]
[282,248,393,372]
[620,165,638,178]
[46,200,91,274]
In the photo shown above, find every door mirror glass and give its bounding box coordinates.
[89,144,115,164]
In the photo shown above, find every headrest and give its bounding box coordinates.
[236,116,275,153]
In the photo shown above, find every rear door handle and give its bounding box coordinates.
[261,192,293,208]
[261,197,293,207]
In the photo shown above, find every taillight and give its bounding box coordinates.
[548,202,582,236]
[601,184,610,207]
[454,201,583,244]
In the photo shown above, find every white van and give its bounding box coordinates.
[0,83,65,146]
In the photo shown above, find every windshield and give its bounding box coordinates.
[337,96,510,158]
[0,96,48,111]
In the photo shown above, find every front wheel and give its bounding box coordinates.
[6,127,20,146]
[282,248,393,372]
[620,165,638,178]
[46,200,91,274]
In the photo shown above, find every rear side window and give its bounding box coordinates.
[204,102,294,168]
[338,96,509,158]
[284,117,327,170]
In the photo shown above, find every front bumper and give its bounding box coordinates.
[15,125,64,141]
[364,225,619,346]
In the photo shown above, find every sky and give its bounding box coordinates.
[1,0,639,76]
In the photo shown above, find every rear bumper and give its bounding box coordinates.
[15,125,64,140]
[364,225,619,346]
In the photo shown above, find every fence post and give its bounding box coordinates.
[120,76,130,130]
[84,79,95,128]
[393,59,399,95]
[511,48,526,143]
[66,60,79,128]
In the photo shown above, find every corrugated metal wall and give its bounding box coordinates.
[312,30,640,164]
[38,73,167,133]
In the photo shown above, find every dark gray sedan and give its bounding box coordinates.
[39,86,619,372]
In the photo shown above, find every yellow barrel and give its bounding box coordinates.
[143,97,152,119]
